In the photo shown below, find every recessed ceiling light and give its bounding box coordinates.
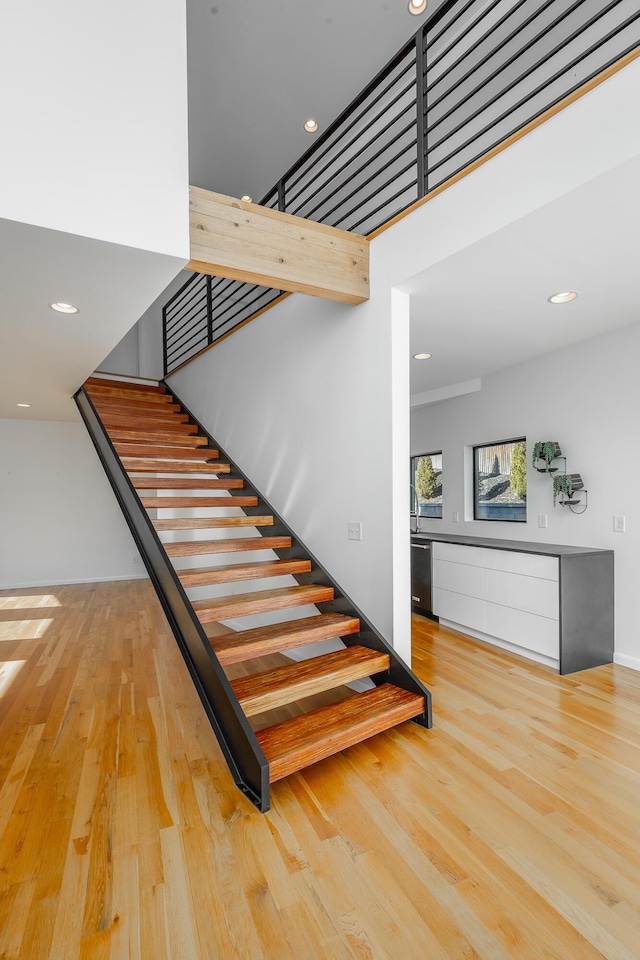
[304,119,319,133]
[408,0,427,14]
[241,195,252,203]
[548,291,578,304]
[49,301,79,314]
[413,352,432,360]
[16,403,31,408]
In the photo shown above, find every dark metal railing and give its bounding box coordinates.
[74,386,270,812]
[164,0,640,373]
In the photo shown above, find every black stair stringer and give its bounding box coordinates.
[74,385,271,812]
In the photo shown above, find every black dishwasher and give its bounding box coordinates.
[411,540,436,618]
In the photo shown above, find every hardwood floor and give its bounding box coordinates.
[1,581,640,959]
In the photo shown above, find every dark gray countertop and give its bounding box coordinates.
[411,531,612,558]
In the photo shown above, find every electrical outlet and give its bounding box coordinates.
[613,515,626,533]
[348,521,362,541]
[538,514,548,529]
[452,511,459,523]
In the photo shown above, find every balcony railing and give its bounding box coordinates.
[164,0,640,374]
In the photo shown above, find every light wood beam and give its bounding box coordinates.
[188,186,369,305]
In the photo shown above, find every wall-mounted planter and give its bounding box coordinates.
[553,472,584,506]
[532,441,562,472]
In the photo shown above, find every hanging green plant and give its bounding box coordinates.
[553,473,583,506]
[532,441,561,471]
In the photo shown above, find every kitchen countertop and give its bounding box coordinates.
[410,531,613,558]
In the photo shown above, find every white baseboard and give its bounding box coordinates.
[0,572,149,590]
[613,652,640,672]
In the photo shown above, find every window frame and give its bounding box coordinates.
[473,437,527,523]
[410,450,443,520]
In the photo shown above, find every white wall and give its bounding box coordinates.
[411,321,640,670]
[167,276,409,656]
[0,420,144,589]
[0,0,189,259]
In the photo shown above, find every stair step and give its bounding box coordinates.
[114,442,219,461]
[165,535,291,558]
[121,459,230,473]
[140,496,258,508]
[211,613,360,665]
[92,398,183,414]
[192,584,333,623]
[109,429,208,447]
[257,683,425,782]
[85,376,165,394]
[86,383,171,403]
[97,411,192,428]
[178,558,311,587]
[132,477,244,490]
[87,387,175,406]
[231,646,390,717]
[154,516,273,531]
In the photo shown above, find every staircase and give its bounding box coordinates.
[76,375,431,811]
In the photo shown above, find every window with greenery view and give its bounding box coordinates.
[474,438,526,521]
[411,452,442,519]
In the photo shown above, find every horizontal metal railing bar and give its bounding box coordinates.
[75,387,269,810]
[166,305,208,350]
[285,73,416,209]
[165,279,207,327]
[425,0,479,53]
[163,272,203,317]
[301,135,417,227]
[167,314,207,354]
[335,159,417,231]
[428,29,640,188]
[165,295,207,339]
[428,8,638,172]
[284,58,417,202]
[428,0,517,75]
[428,0,552,104]
[346,183,419,235]
[289,114,417,222]
[211,289,281,338]
[168,338,209,370]
[428,0,589,140]
[210,281,268,321]
[427,0,626,152]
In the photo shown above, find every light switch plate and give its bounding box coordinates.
[348,521,363,541]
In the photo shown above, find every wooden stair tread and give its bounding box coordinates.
[154,516,273,530]
[86,385,172,403]
[132,477,243,489]
[121,459,230,473]
[109,429,208,446]
[114,442,219,461]
[231,646,390,717]
[92,398,182,414]
[97,411,192,427]
[178,558,311,587]
[85,376,165,394]
[87,388,175,405]
[165,535,290,557]
[210,613,360,665]
[257,683,425,781]
[192,584,333,623]
[140,496,257,508]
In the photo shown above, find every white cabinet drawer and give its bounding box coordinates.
[485,549,558,581]
[433,542,485,567]
[485,602,559,659]
[433,559,485,599]
[484,569,559,620]
[433,587,486,633]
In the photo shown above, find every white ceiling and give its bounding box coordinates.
[406,152,640,400]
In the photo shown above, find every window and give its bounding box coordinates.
[474,438,526,522]
[411,452,442,519]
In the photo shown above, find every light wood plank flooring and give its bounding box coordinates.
[1,581,640,959]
